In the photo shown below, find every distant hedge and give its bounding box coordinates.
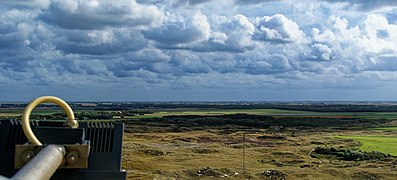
[312,146,391,161]
[125,114,387,128]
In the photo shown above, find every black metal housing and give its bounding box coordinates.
[0,120,126,179]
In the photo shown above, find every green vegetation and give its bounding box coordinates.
[370,127,397,131]
[336,136,397,156]
[312,146,391,161]
[122,114,387,132]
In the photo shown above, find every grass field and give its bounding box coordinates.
[336,136,397,156]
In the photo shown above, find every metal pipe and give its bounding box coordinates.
[0,175,9,180]
[12,145,65,180]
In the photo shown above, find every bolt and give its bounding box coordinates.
[66,151,80,165]
[21,150,35,163]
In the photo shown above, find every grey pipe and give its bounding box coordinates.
[12,145,65,180]
[0,175,9,180]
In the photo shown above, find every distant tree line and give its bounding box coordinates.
[273,104,397,112]
[123,114,387,129]
[93,103,397,112]
[123,110,154,116]
[4,101,397,113]
[0,110,155,121]
[74,111,114,120]
[17,111,116,120]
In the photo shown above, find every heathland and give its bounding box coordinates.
[1,102,397,179]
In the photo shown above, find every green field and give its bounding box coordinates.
[370,127,397,131]
[336,136,397,156]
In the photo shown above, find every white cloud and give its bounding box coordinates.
[168,0,213,7]
[234,0,280,5]
[254,14,307,43]
[303,43,334,61]
[361,14,397,54]
[144,12,211,45]
[3,0,397,100]
[52,28,148,55]
[86,30,115,45]
[192,14,255,52]
[210,31,228,44]
[40,0,164,30]
[127,48,171,63]
[227,14,256,47]
[107,48,171,76]
[53,0,78,14]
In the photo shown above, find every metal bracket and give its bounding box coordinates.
[14,144,89,169]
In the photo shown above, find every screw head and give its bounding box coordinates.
[21,150,35,163]
[66,151,80,165]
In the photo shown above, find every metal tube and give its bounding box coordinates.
[0,175,10,180]
[12,145,65,180]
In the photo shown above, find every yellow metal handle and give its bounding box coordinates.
[22,96,78,145]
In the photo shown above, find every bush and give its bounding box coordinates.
[313,146,390,161]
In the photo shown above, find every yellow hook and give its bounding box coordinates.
[21,96,78,145]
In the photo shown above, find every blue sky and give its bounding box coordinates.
[1,0,397,101]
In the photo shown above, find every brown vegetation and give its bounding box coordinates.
[122,125,397,179]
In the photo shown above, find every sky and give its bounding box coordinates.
[1,0,397,101]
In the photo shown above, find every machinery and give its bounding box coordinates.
[0,96,126,179]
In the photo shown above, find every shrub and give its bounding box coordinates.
[313,146,390,161]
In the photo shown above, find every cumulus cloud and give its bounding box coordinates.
[144,12,211,45]
[303,13,397,75]
[364,56,397,71]
[254,14,306,43]
[3,0,397,100]
[361,14,397,54]
[107,48,172,77]
[192,14,255,52]
[312,44,333,61]
[302,43,334,61]
[171,0,213,6]
[53,29,148,55]
[39,0,164,30]
[234,0,281,5]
